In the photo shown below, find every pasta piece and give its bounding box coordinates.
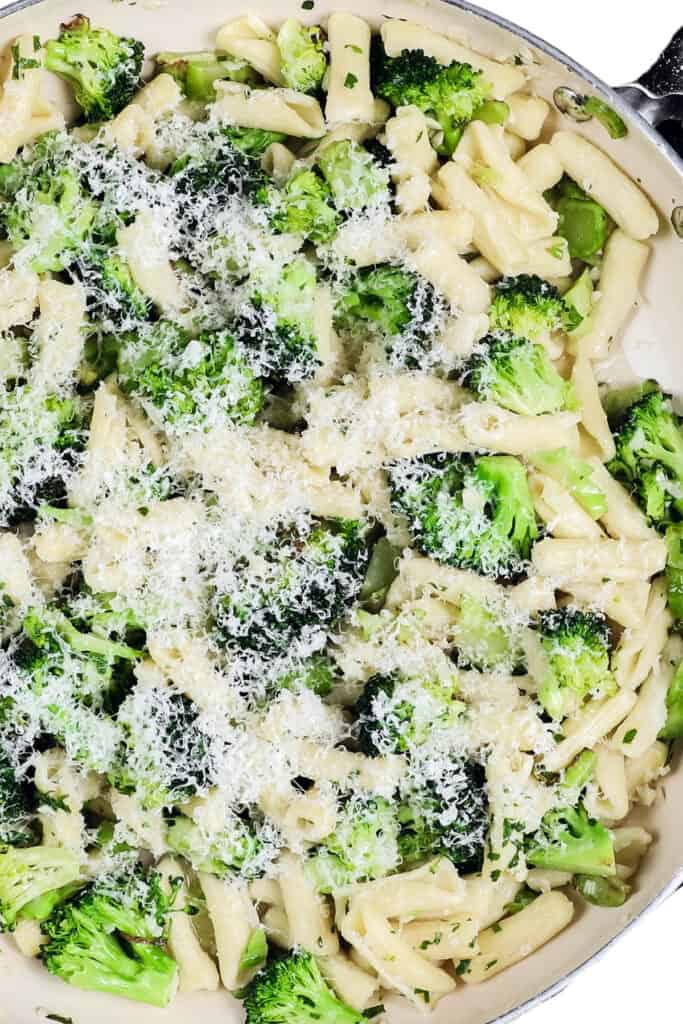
[383,105,438,214]
[585,746,629,821]
[278,851,339,955]
[313,284,345,386]
[525,869,574,893]
[510,576,556,613]
[158,857,219,993]
[32,280,86,388]
[571,230,650,360]
[259,786,337,847]
[117,210,187,313]
[249,878,283,907]
[400,915,479,960]
[407,238,491,314]
[545,691,637,771]
[529,472,604,539]
[561,580,650,630]
[551,132,658,239]
[109,790,167,857]
[319,954,379,1012]
[326,13,375,125]
[14,919,46,958]
[459,873,521,932]
[587,457,656,540]
[397,209,474,253]
[101,102,154,156]
[0,36,64,162]
[33,522,88,565]
[531,537,667,583]
[198,873,259,990]
[503,131,526,161]
[612,662,671,758]
[0,532,35,607]
[213,81,324,138]
[133,73,183,117]
[625,741,668,805]
[262,141,296,184]
[571,357,615,461]
[215,15,283,84]
[293,741,404,797]
[612,578,672,690]
[461,892,574,983]
[34,748,100,855]
[380,20,525,98]
[263,905,291,949]
[0,267,39,330]
[460,402,580,454]
[517,143,564,193]
[506,93,550,141]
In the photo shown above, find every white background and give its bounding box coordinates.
[470,10,683,1024]
[0,1,679,1023]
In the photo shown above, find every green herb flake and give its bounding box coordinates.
[455,959,472,976]
[363,1007,385,1020]
[45,1016,74,1024]
[344,72,358,89]
[485,959,499,971]
[301,0,314,8]
[414,988,430,1003]
[345,44,362,53]
[623,728,638,744]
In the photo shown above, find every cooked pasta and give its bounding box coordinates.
[0,6,676,1020]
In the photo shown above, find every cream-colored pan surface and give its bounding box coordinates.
[0,1,681,1022]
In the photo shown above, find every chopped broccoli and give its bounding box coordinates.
[45,15,144,122]
[607,389,683,528]
[109,686,217,810]
[390,453,537,580]
[526,803,616,877]
[547,176,613,263]
[41,867,178,1007]
[306,795,400,892]
[462,333,577,415]
[224,127,287,159]
[316,139,390,212]
[536,607,615,721]
[0,133,95,273]
[562,749,597,793]
[273,654,338,698]
[214,516,369,656]
[156,50,257,100]
[452,593,523,671]
[354,671,462,755]
[117,321,264,432]
[529,448,607,520]
[0,387,89,526]
[0,754,38,847]
[277,19,327,94]
[665,523,683,621]
[166,813,269,879]
[77,245,151,331]
[397,760,488,872]
[372,46,491,155]
[240,929,268,973]
[261,168,340,243]
[335,264,447,370]
[0,846,81,931]
[236,257,320,384]
[18,881,84,923]
[574,874,630,907]
[602,380,660,429]
[241,950,364,1024]
[488,274,583,341]
[660,658,683,741]
[170,123,268,207]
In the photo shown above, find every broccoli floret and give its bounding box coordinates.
[529,448,607,520]
[536,608,614,721]
[664,523,683,621]
[166,813,269,879]
[215,516,369,657]
[0,388,89,526]
[156,51,257,100]
[41,867,178,1007]
[306,795,400,893]
[224,127,287,159]
[241,950,364,1024]
[277,19,327,94]
[0,754,38,847]
[488,275,583,341]
[0,133,95,273]
[462,333,577,416]
[170,123,268,207]
[316,140,390,213]
[452,593,523,672]
[397,760,488,872]
[76,245,152,332]
[109,686,217,810]
[526,803,616,877]
[354,671,462,756]
[335,264,447,369]
[660,658,683,741]
[274,654,338,698]
[45,15,143,122]
[608,389,683,528]
[547,176,613,263]
[236,257,320,384]
[372,46,491,155]
[390,453,537,580]
[0,846,81,931]
[117,321,264,432]
[262,168,340,243]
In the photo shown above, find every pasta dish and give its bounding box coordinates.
[0,7,678,1019]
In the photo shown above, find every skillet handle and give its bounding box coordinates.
[616,26,683,157]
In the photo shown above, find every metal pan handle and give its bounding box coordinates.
[616,26,683,157]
